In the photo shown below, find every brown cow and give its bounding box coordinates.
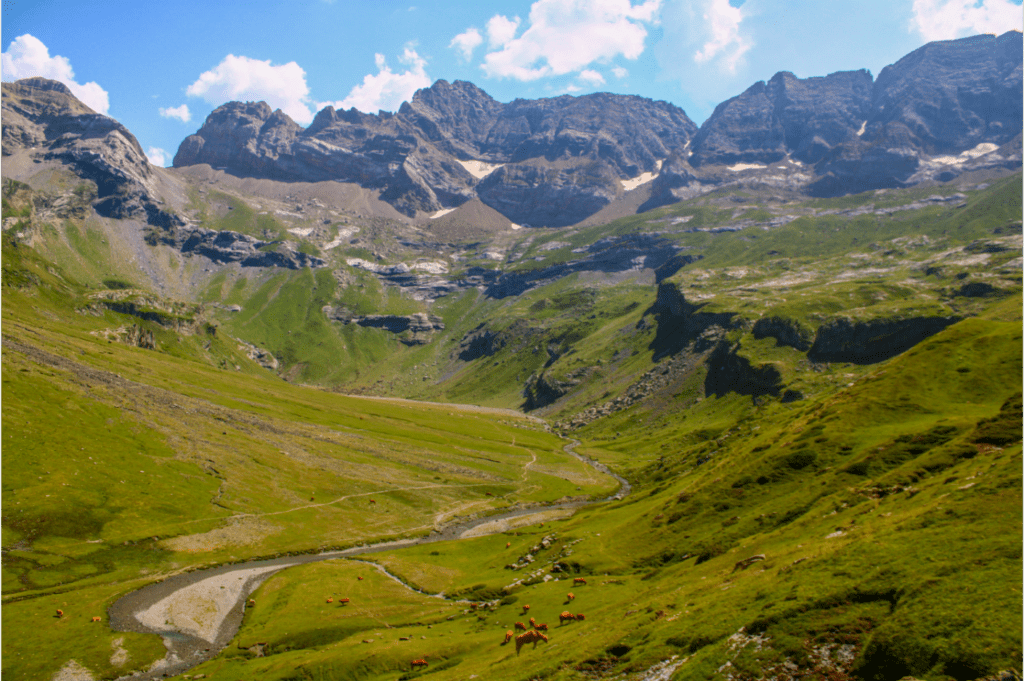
[535,622,549,631]
[338,598,350,605]
[248,599,256,606]
[528,617,537,627]
[559,611,574,624]
[55,609,63,618]
[566,592,575,602]
[522,604,530,614]
[326,597,334,603]
[502,630,514,645]
[506,542,511,548]
[515,629,548,655]
[573,577,587,586]
[514,621,528,631]
[575,613,586,621]
[411,658,428,669]
[91,616,101,622]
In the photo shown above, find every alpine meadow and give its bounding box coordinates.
[1,23,1022,681]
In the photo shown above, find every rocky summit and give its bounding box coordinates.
[170,32,1021,227]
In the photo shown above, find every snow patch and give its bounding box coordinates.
[620,159,664,192]
[288,227,314,237]
[856,120,867,136]
[728,162,767,172]
[458,159,504,179]
[430,208,457,219]
[930,142,1000,166]
[510,223,523,230]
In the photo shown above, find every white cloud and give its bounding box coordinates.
[328,48,431,114]
[159,104,191,122]
[186,54,314,125]
[611,65,629,78]
[911,0,1024,41]
[481,0,662,81]
[1,34,110,114]
[146,147,169,167]
[450,28,484,60]
[579,69,606,85]
[693,0,751,73]
[487,14,522,47]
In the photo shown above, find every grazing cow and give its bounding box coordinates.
[369,499,376,505]
[522,604,530,614]
[310,496,315,502]
[573,577,587,586]
[506,542,511,548]
[326,597,334,603]
[56,609,63,618]
[559,611,574,624]
[567,592,575,602]
[358,576,364,580]
[535,622,549,631]
[248,599,256,606]
[514,621,528,631]
[515,629,548,655]
[411,658,428,669]
[502,630,513,645]
[485,492,493,496]
[338,598,350,605]
[528,617,537,627]
[91,617,101,622]
[575,613,586,621]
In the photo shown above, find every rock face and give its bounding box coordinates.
[1,78,182,228]
[690,69,875,167]
[174,81,697,227]
[324,308,444,345]
[172,228,324,269]
[808,316,961,364]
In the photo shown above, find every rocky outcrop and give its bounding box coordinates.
[524,367,593,411]
[704,342,783,398]
[808,316,961,364]
[325,309,444,345]
[752,316,813,351]
[1,78,183,228]
[172,227,324,269]
[646,282,740,358]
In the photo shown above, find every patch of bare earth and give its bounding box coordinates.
[159,517,282,553]
[51,660,95,681]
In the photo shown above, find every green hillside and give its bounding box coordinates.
[1,173,1020,681]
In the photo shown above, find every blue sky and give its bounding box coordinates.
[2,0,1021,166]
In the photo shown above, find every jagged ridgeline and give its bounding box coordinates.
[1,31,1022,681]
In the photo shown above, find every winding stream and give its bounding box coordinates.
[109,438,629,680]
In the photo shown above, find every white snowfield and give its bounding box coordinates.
[929,142,1000,166]
[620,159,664,191]
[458,159,504,179]
[430,208,457,219]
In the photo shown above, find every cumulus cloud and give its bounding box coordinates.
[329,48,431,113]
[693,0,751,72]
[1,34,110,114]
[146,147,169,167]
[159,104,191,122]
[487,14,522,47]
[450,27,484,60]
[911,0,1024,41]
[578,69,606,85]
[186,54,314,124]
[481,0,661,81]
[611,65,629,78]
